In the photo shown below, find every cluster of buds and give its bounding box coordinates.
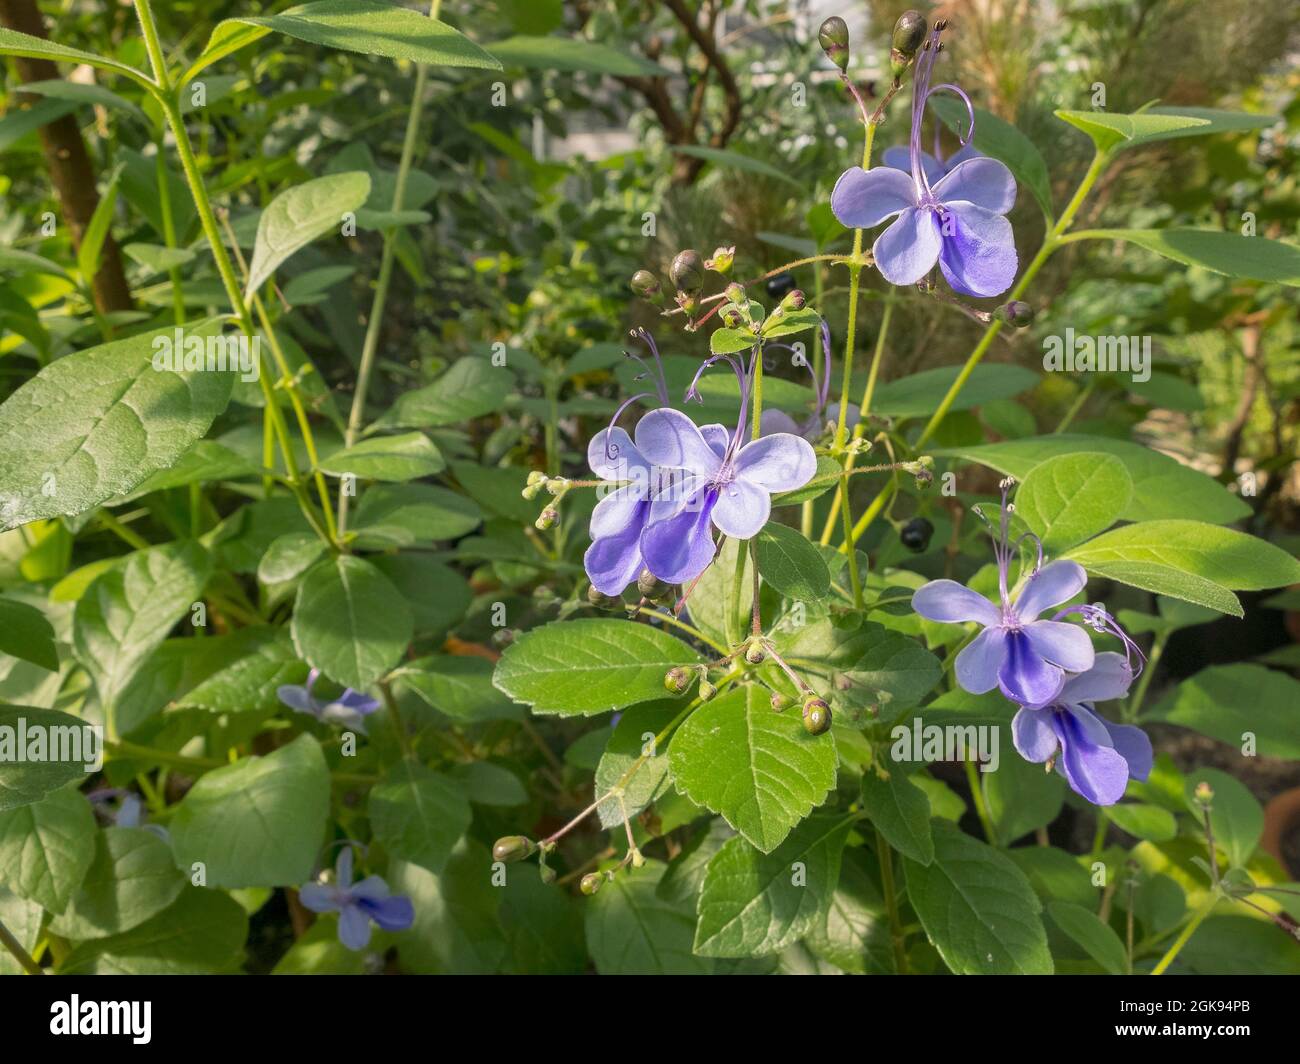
[901,456,934,490]
[523,471,572,530]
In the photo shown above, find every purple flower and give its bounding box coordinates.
[637,407,816,585]
[882,139,982,185]
[911,480,1094,706]
[1011,653,1153,805]
[830,25,1017,297]
[277,668,381,733]
[298,847,414,951]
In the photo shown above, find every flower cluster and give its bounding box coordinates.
[911,479,1151,805]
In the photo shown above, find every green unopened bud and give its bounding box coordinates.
[1194,781,1215,805]
[491,627,516,648]
[580,872,604,896]
[818,16,850,72]
[539,864,557,884]
[664,666,694,694]
[802,697,832,736]
[629,848,646,868]
[587,585,620,609]
[724,282,745,303]
[630,269,662,300]
[770,691,792,712]
[745,641,766,665]
[637,568,671,600]
[535,505,558,530]
[995,300,1035,328]
[892,11,927,58]
[698,679,718,701]
[670,249,705,294]
[722,308,743,328]
[526,470,547,486]
[492,835,536,863]
[779,289,807,312]
[545,476,570,496]
[705,245,736,274]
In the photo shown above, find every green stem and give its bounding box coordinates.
[1150,900,1215,975]
[1054,378,1096,434]
[380,681,410,759]
[0,917,41,975]
[875,827,909,974]
[728,540,746,647]
[750,345,763,441]
[338,0,442,538]
[964,757,996,844]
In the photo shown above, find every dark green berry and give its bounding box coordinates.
[900,516,934,553]
[802,697,832,736]
[492,836,536,863]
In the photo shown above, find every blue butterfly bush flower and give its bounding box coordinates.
[298,847,414,951]
[1012,652,1153,806]
[277,667,381,733]
[831,23,1018,297]
[912,478,1150,804]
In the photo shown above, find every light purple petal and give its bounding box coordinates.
[1055,707,1131,805]
[872,206,943,287]
[1100,719,1153,782]
[912,580,1001,627]
[116,794,144,828]
[640,486,719,585]
[358,894,415,932]
[336,847,354,889]
[634,408,723,477]
[1014,560,1088,621]
[588,427,649,481]
[711,476,771,540]
[297,883,342,913]
[933,156,1017,214]
[998,630,1064,706]
[831,165,916,230]
[731,433,817,493]
[338,690,380,715]
[936,201,1018,298]
[942,143,984,172]
[883,146,945,184]
[277,684,317,715]
[1060,652,1133,705]
[954,626,1008,694]
[320,705,369,734]
[585,506,648,595]
[1024,620,1095,675]
[758,409,801,437]
[700,423,731,459]
[337,904,373,951]
[590,487,647,540]
[1012,706,1059,763]
[349,874,391,902]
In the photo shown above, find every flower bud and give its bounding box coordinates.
[664,666,694,694]
[996,300,1035,328]
[587,585,621,609]
[630,848,646,868]
[539,864,557,884]
[779,289,807,313]
[1194,781,1215,805]
[802,697,832,736]
[637,568,670,600]
[705,245,735,274]
[770,691,792,712]
[535,505,558,530]
[545,476,569,496]
[818,16,850,72]
[670,249,704,294]
[698,679,718,701]
[724,281,745,304]
[492,835,536,863]
[580,872,603,896]
[491,627,517,648]
[526,470,547,486]
[745,642,766,665]
[892,11,927,58]
[630,269,662,300]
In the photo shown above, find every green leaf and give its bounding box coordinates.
[982,747,1066,844]
[0,27,154,88]
[0,888,44,975]
[176,628,307,714]
[0,785,95,913]
[390,841,506,974]
[760,307,823,339]
[694,815,851,958]
[873,364,1037,420]
[936,435,1248,524]
[370,555,472,635]
[0,597,57,671]
[0,318,234,530]
[1014,453,1131,552]
[244,172,371,297]
[709,326,759,354]
[486,34,668,76]
[369,762,471,875]
[1147,664,1300,758]
[50,827,186,939]
[376,357,514,429]
[109,440,257,505]
[932,96,1052,218]
[1182,768,1262,869]
[904,819,1053,974]
[396,655,522,722]
[594,701,678,829]
[319,431,443,481]
[76,167,122,286]
[272,917,368,974]
[352,483,482,546]
[669,685,837,853]
[860,770,934,865]
[585,860,711,974]
[755,523,831,600]
[499,871,586,974]
[0,244,69,279]
[672,145,801,187]
[257,533,326,587]
[1046,900,1126,974]
[1065,520,1300,617]
[1106,803,1177,842]
[123,242,197,274]
[1072,229,1300,286]
[1055,109,1210,152]
[448,762,527,807]
[676,536,750,646]
[57,886,248,974]
[73,541,212,712]
[169,734,330,888]
[494,618,700,717]
[0,706,93,811]
[803,849,891,974]
[291,555,413,689]
[186,0,502,84]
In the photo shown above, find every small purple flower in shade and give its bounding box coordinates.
[277,668,381,734]
[1011,652,1153,806]
[298,848,414,951]
[830,26,1017,297]
[911,480,1095,706]
[637,406,816,585]
[87,789,170,841]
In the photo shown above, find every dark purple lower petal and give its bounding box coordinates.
[998,629,1064,706]
[1100,719,1153,782]
[1053,707,1130,805]
[640,487,719,585]
[358,893,415,932]
[584,499,649,595]
[937,201,1017,298]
